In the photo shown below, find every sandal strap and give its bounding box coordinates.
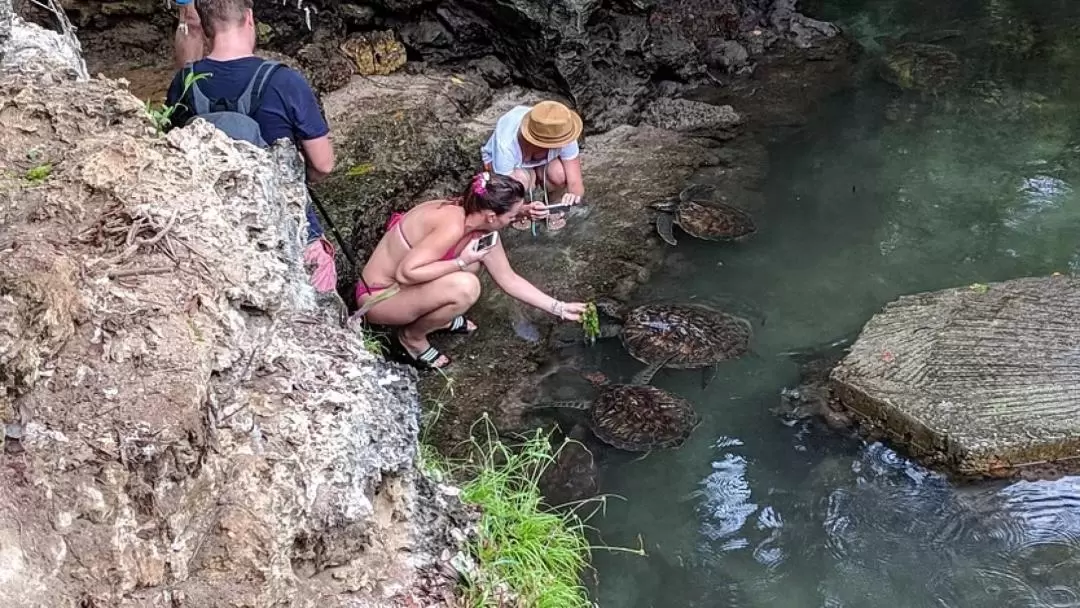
[418,346,444,365]
[449,315,467,332]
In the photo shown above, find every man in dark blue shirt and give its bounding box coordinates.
[168,0,338,292]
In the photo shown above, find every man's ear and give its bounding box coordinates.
[245,8,255,27]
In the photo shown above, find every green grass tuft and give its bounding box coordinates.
[24,163,52,184]
[428,416,643,608]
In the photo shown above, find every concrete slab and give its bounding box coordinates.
[830,275,1080,479]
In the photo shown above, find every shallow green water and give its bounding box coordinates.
[585,1,1080,606]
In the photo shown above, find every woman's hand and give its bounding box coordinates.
[457,238,492,266]
[526,201,549,221]
[555,301,587,322]
[560,192,582,206]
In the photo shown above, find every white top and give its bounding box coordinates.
[480,105,580,175]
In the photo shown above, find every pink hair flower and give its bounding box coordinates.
[473,171,489,195]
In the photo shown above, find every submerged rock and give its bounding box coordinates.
[878,42,963,93]
[0,12,467,607]
[831,276,1080,480]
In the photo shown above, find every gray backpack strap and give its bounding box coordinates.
[183,62,211,115]
[235,60,282,115]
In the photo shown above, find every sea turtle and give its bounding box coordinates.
[651,184,757,246]
[528,358,701,452]
[593,298,753,370]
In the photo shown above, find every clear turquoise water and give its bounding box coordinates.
[587,1,1080,606]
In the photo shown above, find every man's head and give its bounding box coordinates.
[195,0,255,46]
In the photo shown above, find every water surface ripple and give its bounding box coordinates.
[588,0,1080,606]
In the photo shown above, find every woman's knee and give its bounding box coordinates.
[510,168,535,190]
[445,271,482,305]
[545,159,567,187]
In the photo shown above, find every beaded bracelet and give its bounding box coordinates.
[550,299,565,318]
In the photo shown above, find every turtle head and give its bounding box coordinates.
[649,198,679,212]
[593,296,627,320]
[581,371,610,387]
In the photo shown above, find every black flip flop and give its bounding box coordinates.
[388,332,452,370]
[430,315,476,336]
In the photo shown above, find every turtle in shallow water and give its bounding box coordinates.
[528,358,701,452]
[651,184,757,246]
[594,298,753,370]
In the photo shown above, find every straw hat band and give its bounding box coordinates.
[520,101,583,149]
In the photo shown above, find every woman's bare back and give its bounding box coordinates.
[361,200,470,289]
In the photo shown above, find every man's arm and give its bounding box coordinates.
[560,141,584,196]
[561,156,585,196]
[173,4,206,69]
[282,69,335,180]
[301,135,335,182]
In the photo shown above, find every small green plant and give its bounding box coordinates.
[437,416,643,608]
[145,71,210,135]
[24,163,52,184]
[581,301,600,345]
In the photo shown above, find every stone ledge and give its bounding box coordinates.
[830,275,1080,479]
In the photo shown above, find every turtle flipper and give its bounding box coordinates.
[701,364,719,390]
[526,400,593,411]
[656,212,678,246]
[631,354,677,386]
[679,183,718,202]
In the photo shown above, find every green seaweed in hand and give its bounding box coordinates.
[581,302,600,345]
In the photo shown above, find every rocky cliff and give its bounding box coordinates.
[39,0,845,130]
[0,8,466,607]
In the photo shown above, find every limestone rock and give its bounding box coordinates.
[0,15,465,607]
[831,276,1080,480]
[643,98,742,139]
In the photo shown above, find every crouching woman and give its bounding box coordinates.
[356,172,586,370]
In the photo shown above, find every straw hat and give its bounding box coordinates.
[519,101,583,149]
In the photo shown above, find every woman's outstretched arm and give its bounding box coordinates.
[481,240,585,321]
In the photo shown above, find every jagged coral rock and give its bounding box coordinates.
[0,12,466,608]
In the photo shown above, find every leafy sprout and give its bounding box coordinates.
[581,302,600,345]
[145,71,211,135]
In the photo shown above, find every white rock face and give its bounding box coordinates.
[0,10,465,608]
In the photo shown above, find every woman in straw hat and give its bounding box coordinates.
[481,100,586,232]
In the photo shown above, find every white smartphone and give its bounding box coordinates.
[476,232,498,250]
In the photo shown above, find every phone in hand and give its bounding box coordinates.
[476,232,498,251]
[542,201,575,212]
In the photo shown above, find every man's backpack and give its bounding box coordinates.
[181,59,283,148]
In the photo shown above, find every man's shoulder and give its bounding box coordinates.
[263,61,315,92]
[496,105,530,130]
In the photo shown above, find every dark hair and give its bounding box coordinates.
[459,172,525,215]
[195,0,253,40]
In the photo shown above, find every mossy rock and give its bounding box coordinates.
[256,22,275,47]
[311,106,484,262]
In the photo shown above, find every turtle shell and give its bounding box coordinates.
[589,385,701,451]
[621,304,752,369]
[675,200,756,241]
